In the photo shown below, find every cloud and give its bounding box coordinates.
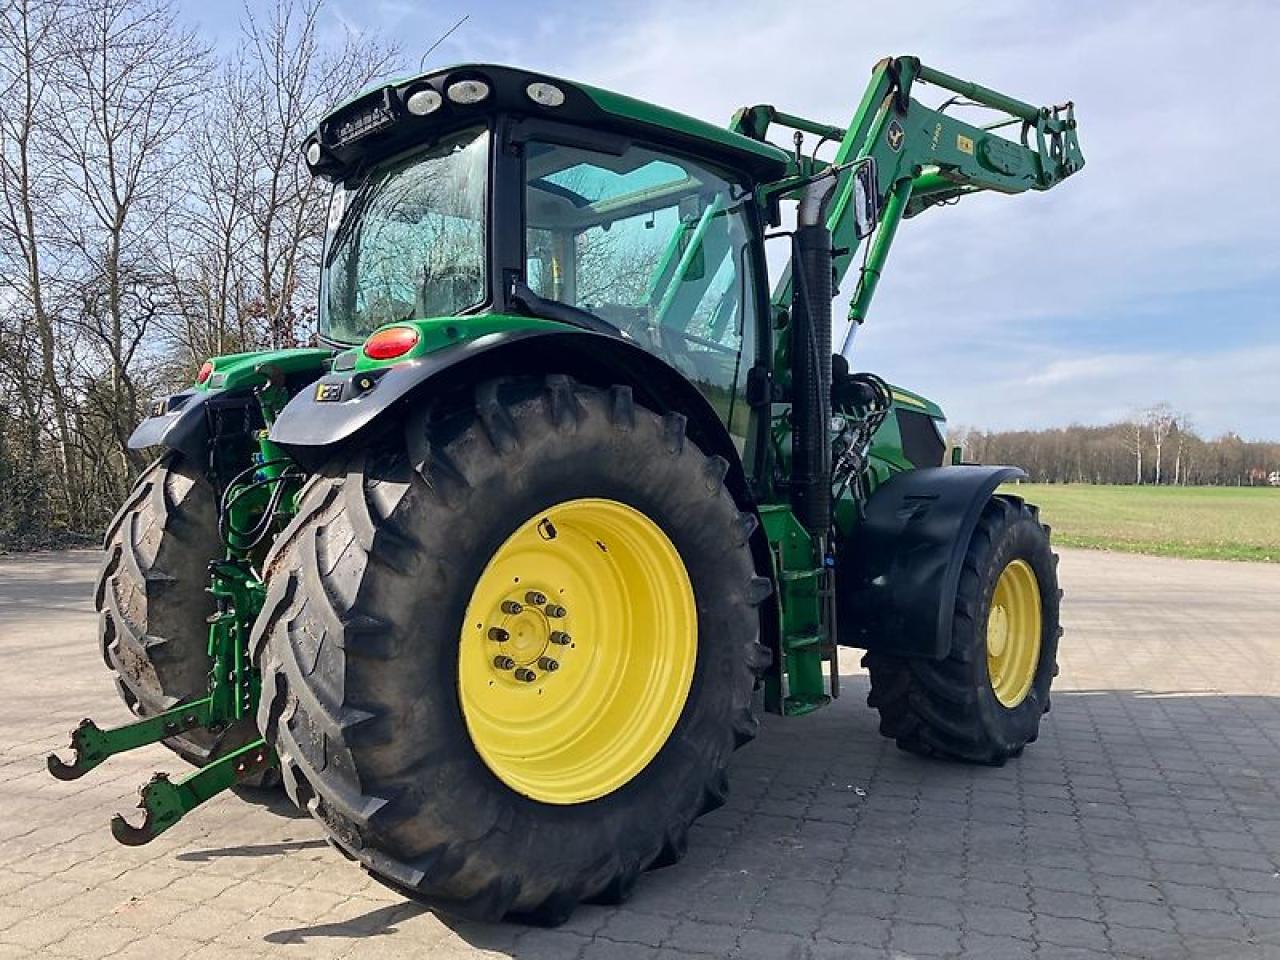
[1022,354,1154,389]
[302,0,1280,437]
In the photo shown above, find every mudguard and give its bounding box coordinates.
[127,389,217,462]
[836,465,1026,658]
[268,326,749,491]
[269,329,547,454]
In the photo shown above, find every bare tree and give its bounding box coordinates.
[239,0,397,348]
[0,0,406,546]
[0,0,82,525]
[49,0,209,478]
[1173,413,1193,486]
[1145,403,1177,486]
[1126,417,1144,484]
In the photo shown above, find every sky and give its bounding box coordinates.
[180,0,1280,439]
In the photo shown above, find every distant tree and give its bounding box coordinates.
[1125,417,1144,484]
[1144,403,1177,485]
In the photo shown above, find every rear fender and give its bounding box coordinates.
[127,389,263,464]
[269,327,749,493]
[836,465,1026,658]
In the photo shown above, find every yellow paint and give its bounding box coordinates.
[986,558,1042,708]
[458,498,697,804]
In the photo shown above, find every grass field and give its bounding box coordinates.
[1000,484,1280,563]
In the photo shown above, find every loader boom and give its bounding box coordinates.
[735,56,1084,340]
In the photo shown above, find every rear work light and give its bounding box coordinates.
[196,361,213,384]
[364,326,420,360]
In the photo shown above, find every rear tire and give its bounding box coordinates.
[864,495,1060,764]
[252,376,771,923]
[96,452,270,780]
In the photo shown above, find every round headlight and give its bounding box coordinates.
[526,81,565,108]
[446,78,491,105]
[405,87,442,116]
[304,140,321,166]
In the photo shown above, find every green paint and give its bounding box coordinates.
[758,504,832,716]
[578,83,791,173]
[351,313,562,372]
[114,739,275,845]
[198,347,333,392]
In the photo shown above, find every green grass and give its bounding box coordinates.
[1000,484,1280,563]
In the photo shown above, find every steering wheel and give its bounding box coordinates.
[588,303,737,359]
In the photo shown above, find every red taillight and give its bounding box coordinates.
[364,326,420,360]
[196,361,213,384]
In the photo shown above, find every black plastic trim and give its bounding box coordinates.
[126,389,216,461]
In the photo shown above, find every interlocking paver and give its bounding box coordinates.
[4,547,1279,958]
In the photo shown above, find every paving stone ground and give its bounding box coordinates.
[1,547,1278,959]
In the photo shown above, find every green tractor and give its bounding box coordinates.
[51,57,1082,922]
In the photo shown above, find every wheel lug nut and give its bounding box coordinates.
[545,603,567,618]
[493,655,516,670]
[501,600,523,615]
[537,657,559,672]
[514,667,537,683]
[524,590,547,606]
[549,630,571,645]
[488,627,509,643]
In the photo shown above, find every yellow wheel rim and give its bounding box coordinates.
[985,559,1042,708]
[458,498,696,804]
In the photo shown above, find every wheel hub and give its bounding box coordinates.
[985,558,1042,708]
[458,498,696,805]
[486,592,565,675]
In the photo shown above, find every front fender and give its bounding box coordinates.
[836,465,1026,658]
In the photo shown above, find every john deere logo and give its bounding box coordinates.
[886,119,905,152]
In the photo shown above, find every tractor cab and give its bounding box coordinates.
[309,65,792,447]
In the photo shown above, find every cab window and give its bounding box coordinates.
[523,140,760,451]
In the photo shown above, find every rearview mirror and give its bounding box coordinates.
[852,158,879,239]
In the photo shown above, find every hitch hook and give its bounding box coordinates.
[46,718,105,781]
[109,739,275,846]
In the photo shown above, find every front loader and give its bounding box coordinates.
[50,57,1082,922]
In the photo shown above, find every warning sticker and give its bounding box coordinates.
[957,134,975,155]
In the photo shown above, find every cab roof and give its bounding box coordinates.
[307,63,792,183]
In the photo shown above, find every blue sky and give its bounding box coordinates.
[180,0,1280,439]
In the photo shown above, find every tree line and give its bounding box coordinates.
[955,404,1280,487]
[0,0,396,548]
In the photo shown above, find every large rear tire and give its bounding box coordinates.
[96,453,268,776]
[253,376,771,923]
[864,495,1060,764]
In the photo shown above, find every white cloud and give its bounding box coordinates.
[342,0,1280,437]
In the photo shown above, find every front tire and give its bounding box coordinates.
[252,376,771,923]
[864,495,1060,764]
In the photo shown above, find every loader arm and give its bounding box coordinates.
[735,55,1084,334]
